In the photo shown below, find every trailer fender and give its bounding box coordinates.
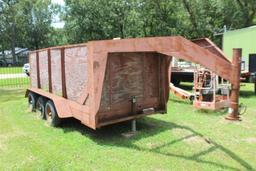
[26,88,73,118]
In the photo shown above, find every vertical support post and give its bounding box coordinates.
[48,49,52,93]
[131,120,136,132]
[131,96,136,115]
[131,96,137,132]
[36,51,41,88]
[254,82,256,94]
[61,48,67,98]
[254,78,256,95]
[226,48,242,121]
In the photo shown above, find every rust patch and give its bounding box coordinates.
[98,52,163,122]
[93,61,100,70]
[244,137,256,143]
[39,51,49,91]
[50,49,62,96]
[30,53,37,88]
[65,47,88,103]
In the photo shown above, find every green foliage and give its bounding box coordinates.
[18,0,55,49]
[0,0,256,51]
[49,28,68,46]
[63,0,256,44]
[63,0,188,42]
[0,0,58,52]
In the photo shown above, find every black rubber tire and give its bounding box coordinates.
[45,100,61,127]
[189,95,195,102]
[28,92,38,112]
[36,97,47,119]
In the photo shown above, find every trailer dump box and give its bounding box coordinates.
[26,36,241,129]
[27,38,172,129]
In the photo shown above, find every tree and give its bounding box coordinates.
[63,0,128,43]
[1,0,255,54]
[63,0,186,42]
[0,0,57,65]
[138,0,184,37]
[18,0,57,50]
[181,0,256,36]
[235,0,256,27]
[0,0,19,64]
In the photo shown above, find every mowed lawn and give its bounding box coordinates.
[0,67,23,74]
[0,77,29,88]
[0,67,29,88]
[0,84,256,170]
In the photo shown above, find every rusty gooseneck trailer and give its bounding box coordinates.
[26,36,241,129]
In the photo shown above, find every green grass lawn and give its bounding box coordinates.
[0,77,29,88]
[0,83,256,170]
[0,67,23,74]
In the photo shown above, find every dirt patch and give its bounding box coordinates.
[171,127,212,146]
[121,131,137,138]
[183,135,206,144]
[244,137,256,143]
[0,130,27,151]
[20,155,36,166]
[0,142,6,151]
[146,142,162,149]
[172,128,192,137]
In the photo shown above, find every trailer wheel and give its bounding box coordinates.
[45,101,61,127]
[36,97,46,119]
[28,92,38,112]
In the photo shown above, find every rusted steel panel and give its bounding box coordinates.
[65,46,88,103]
[99,56,110,112]
[50,49,62,96]
[39,51,49,91]
[60,48,67,98]
[47,49,52,93]
[30,53,37,88]
[169,37,232,83]
[99,52,145,121]
[143,53,160,99]
[89,37,234,117]
[97,52,169,124]
[192,38,230,62]
[226,49,242,120]
[36,52,41,88]
[111,53,143,105]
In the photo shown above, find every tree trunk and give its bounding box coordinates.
[1,48,6,64]
[11,23,16,65]
[182,0,198,30]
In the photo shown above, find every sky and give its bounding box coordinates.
[51,0,65,28]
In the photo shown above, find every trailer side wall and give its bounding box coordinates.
[30,46,89,105]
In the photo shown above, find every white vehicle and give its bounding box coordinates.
[22,63,30,76]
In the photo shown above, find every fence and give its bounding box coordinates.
[0,66,30,88]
